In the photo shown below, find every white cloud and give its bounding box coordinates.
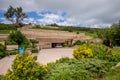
[0,0,120,27]
[23,18,35,24]
[0,17,11,24]
[37,13,64,25]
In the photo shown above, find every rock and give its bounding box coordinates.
[112,62,120,69]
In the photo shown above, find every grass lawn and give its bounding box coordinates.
[84,31,98,38]
[0,30,11,34]
[0,30,16,34]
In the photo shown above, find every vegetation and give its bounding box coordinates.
[6,53,47,80]
[0,24,15,30]
[30,39,39,48]
[0,75,6,80]
[73,40,85,45]
[0,44,6,59]
[32,48,39,53]
[5,49,18,56]
[1,6,120,79]
[0,24,15,34]
[81,44,120,62]
[102,23,120,46]
[0,43,119,80]
[73,45,93,59]
[8,31,29,46]
[4,6,27,29]
[45,58,114,80]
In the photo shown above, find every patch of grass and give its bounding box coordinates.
[0,30,11,34]
[104,69,120,80]
[32,26,59,30]
[84,32,98,38]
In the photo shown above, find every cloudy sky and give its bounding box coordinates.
[0,0,120,28]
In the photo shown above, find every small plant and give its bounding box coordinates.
[74,40,84,45]
[73,45,93,59]
[32,48,39,53]
[30,39,39,48]
[0,44,6,59]
[5,40,17,45]
[76,31,80,34]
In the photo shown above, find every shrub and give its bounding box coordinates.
[30,39,39,48]
[74,40,84,45]
[6,53,47,80]
[5,49,18,55]
[0,44,6,59]
[110,48,120,62]
[5,40,17,45]
[8,31,28,45]
[32,48,39,53]
[76,31,80,34]
[0,24,15,30]
[73,45,93,59]
[88,44,110,60]
[0,75,6,80]
[87,44,120,62]
[46,58,114,80]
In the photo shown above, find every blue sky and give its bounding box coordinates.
[0,0,120,28]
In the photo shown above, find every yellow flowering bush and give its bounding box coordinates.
[6,53,47,80]
[73,45,93,59]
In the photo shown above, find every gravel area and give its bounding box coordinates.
[0,48,74,75]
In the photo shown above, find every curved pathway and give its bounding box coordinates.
[36,48,74,64]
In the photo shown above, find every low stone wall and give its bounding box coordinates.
[0,34,9,40]
[39,42,51,49]
[6,45,18,50]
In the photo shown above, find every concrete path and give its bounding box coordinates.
[0,48,74,75]
[0,55,15,75]
[36,48,74,64]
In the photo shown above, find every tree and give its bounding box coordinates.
[4,6,27,29]
[103,21,120,46]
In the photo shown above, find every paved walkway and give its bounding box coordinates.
[0,55,15,75]
[0,48,74,75]
[36,48,74,64]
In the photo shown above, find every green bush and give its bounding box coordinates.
[32,48,39,53]
[30,39,39,48]
[0,44,6,59]
[87,44,120,62]
[74,40,84,45]
[0,75,6,80]
[5,49,18,55]
[110,48,120,62]
[5,40,17,45]
[87,44,110,60]
[0,24,15,30]
[8,31,28,45]
[76,31,80,34]
[6,53,47,80]
[46,58,114,80]
[73,45,93,59]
